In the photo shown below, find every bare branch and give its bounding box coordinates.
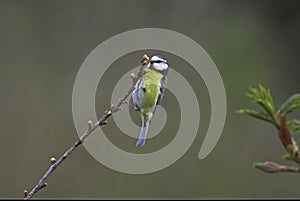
[24,54,149,200]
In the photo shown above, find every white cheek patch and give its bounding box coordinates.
[153,63,168,71]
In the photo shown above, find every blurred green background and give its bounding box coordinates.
[1,0,300,199]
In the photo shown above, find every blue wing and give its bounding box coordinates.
[132,78,145,111]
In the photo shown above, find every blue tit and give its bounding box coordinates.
[132,55,169,147]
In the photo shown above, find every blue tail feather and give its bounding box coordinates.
[136,121,150,147]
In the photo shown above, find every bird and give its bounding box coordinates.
[132,55,169,147]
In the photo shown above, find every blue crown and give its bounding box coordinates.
[156,55,165,60]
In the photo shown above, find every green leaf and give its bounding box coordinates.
[287,119,300,134]
[282,153,294,160]
[239,85,279,128]
[246,85,276,117]
[235,109,273,124]
[279,94,300,115]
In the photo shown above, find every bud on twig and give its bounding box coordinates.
[130,73,138,83]
[88,120,93,129]
[141,54,149,65]
[23,190,28,198]
[99,120,108,126]
[253,161,300,173]
[50,157,56,164]
[41,183,48,189]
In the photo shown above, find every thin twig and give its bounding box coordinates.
[24,55,149,200]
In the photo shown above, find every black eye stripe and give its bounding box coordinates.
[150,60,166,64]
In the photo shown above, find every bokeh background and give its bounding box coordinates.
[1,0,300,199]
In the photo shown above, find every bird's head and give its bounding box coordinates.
[148,55,169,75]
